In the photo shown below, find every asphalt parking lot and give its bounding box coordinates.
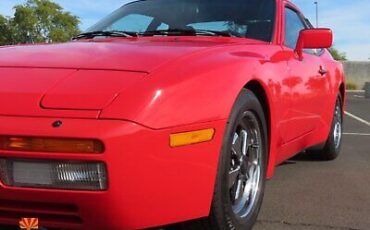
[255,91,370,230]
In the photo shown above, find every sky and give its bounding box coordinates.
[0,0,369,61]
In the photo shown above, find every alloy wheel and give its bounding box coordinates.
[229,111,263,218]
[333,103,342,149]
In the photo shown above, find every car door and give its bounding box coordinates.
[283,6,329,142]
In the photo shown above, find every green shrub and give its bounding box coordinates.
[346,81,358,90]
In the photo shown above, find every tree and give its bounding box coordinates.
[329,47,347,61]
[0,0,80,45]
[0,15,12,45]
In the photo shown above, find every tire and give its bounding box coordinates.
[182,89,268,230]
[308,95,343,160]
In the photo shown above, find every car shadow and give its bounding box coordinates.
[278,151,327,168]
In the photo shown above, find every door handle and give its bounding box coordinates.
[318,66,328,76]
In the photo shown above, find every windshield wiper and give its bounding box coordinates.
[139,29,236,37]
[195,29,237,37]
[73,30,138,40]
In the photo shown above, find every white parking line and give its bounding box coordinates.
[343,133,370,136]
[345,111,370,127]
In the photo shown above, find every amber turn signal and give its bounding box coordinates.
[170,129,215,147]
[0,136,104,153]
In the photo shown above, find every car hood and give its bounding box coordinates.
[0,37,256,72]
[0,37,265,118]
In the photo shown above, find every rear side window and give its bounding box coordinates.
[285,8,305,49]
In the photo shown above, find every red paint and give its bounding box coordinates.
[295,29,333,59]
[0,0,345,229]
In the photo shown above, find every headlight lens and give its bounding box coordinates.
[0,158,107,191]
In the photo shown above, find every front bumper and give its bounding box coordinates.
[0,116,226,230]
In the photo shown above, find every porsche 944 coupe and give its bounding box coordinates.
[0,0,345,229]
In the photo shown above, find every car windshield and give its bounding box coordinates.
[86,0,275,42]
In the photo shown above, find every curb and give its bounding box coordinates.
[346,90,365,93]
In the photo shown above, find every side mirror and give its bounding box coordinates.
[295,28,333,60]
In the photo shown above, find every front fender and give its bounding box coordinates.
[100,45,281,130]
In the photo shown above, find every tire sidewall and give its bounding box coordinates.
[326,96,343,157]
[212,89,268,230]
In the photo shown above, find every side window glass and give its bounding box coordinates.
[285,8,305,49]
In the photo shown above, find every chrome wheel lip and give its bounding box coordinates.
[333,104,342,149]
[229,111,262,218]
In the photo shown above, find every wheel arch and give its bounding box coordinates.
[339,82,345,111]
[243,80,275,178]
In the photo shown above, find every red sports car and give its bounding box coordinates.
[0,0,345,229]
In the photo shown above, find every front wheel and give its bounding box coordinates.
[184,89,268,230]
